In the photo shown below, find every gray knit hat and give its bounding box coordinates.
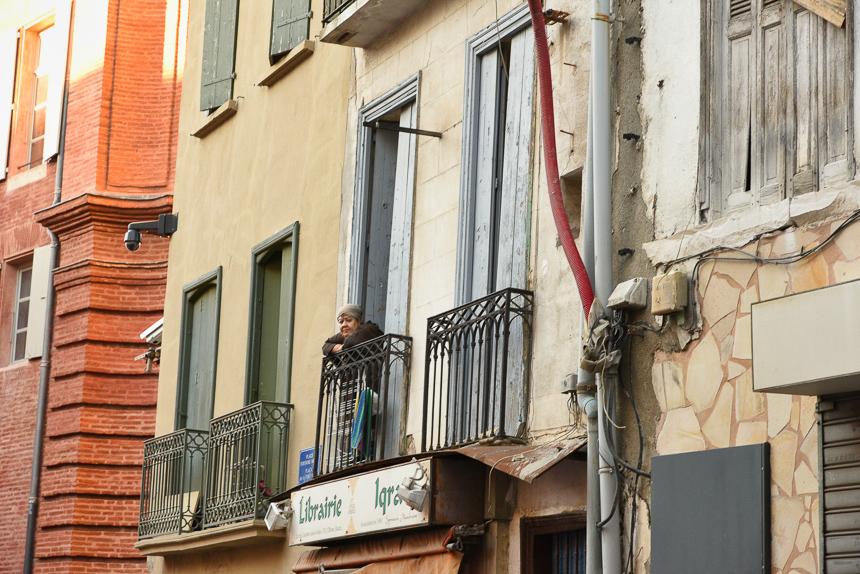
[337,304,363,321]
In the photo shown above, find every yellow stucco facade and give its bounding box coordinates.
[149,1,595,572]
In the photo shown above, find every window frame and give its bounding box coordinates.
[520,513,587,574]
[244,222,299,405]
[10,264,32,364]
[699,0,856,220]
[349,73,420,334]
[455,3,534,305]
[174,267,223,430]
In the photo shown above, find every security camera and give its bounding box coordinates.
[124,228,142,252]
[123,214,179,253]
[395,458,429,512]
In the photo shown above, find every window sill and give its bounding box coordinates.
[644,180,860,266]
[191,99,239,139]
[134,519,284,557]
[257,41,315,88]
[4,162,48,191]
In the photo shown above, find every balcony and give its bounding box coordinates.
[203,402,292,528]
[138,429,209,539]
[314,334,412,477]
[320,0,426,47]
[422,288,534,451]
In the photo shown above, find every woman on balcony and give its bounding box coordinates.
[322,304,383,356]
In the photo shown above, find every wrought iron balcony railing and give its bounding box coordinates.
[422,288,534,451]
[202,401,291,528]
[138,429,209,539]
[314,334,412,477]
[323,0,356,23]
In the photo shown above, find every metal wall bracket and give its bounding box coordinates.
[363,120,442,139]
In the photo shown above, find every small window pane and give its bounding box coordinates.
[34,76,48,106]
[29,140,43,164]
[32,106,46,139]
[13,332,27,361]
[19,269,32,298]
[16,300,29,330]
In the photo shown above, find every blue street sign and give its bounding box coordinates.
[298,447,315,485]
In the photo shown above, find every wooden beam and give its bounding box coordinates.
[794,0,847,28]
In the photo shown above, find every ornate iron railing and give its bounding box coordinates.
[323,0,356,23]
[202,402,291,528]
[138,429,209,539]
[422,288,534,451]
[314,334,412,477]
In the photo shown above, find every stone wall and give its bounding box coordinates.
[641,216,860,574]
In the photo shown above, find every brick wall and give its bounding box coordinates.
[0,0,184,572]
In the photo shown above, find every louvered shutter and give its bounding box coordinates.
[200,0,239,112]
[755,0,786,204]
[817,7,850,188]
[0,29,18,181]
[723,0,755,208]
[789,4,821,195]
[270,0,310,62]
[43,0,71,160]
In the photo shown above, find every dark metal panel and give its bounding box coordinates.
[430,457,485,525]
[651,444,770,574]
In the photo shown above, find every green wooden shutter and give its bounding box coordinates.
[270,0,311,61]
[200,0,239,111]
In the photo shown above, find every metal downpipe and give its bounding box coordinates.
[22,58,69,574]
[592,0,622,570]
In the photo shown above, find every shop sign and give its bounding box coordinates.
[289,459,431,545]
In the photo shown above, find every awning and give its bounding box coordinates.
[293,528,462,574]
[454,439,586,483]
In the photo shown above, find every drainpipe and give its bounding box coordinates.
[577,89,602,574]
[22,53,69,574]
[592,0,622,571]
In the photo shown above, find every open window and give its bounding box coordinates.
[521,514,587,574]
[246,223,299,404]
[349,75,418,334]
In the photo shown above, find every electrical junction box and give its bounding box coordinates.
[651,271,688,315]
[608,277,648,310]
[752,278,860,395]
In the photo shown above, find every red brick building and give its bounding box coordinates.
[0,1,185,571]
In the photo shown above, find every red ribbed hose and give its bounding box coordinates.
[527,0,595,316]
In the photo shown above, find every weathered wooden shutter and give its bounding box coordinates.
[495,26,534,293]
[384,103,417,335]
[817,7,850,188]
[497,27,534,438]
[270,0,311,61]
[470,48,503,301]
[200,0,239,111]
[364,127,397,328]
[0,29,17,181]
[755,0,786,204]
[723,0,755,208]
[789,4,821,195]
[43,0,71,160]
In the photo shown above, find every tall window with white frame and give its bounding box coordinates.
[701,0,853,219]
[11,265,32,363]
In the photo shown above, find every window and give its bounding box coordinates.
[456,4,534,304]
[246,224,299,404]
[701,0,853,219]
[11,265,32,363]
[0,4,70,180]
[349,75,418,333]
[200,0,239,111]
[269,0,311,63]
[521,515,587,574]
[175,268,222,431]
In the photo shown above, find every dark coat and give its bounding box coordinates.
[322,322,384,356]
